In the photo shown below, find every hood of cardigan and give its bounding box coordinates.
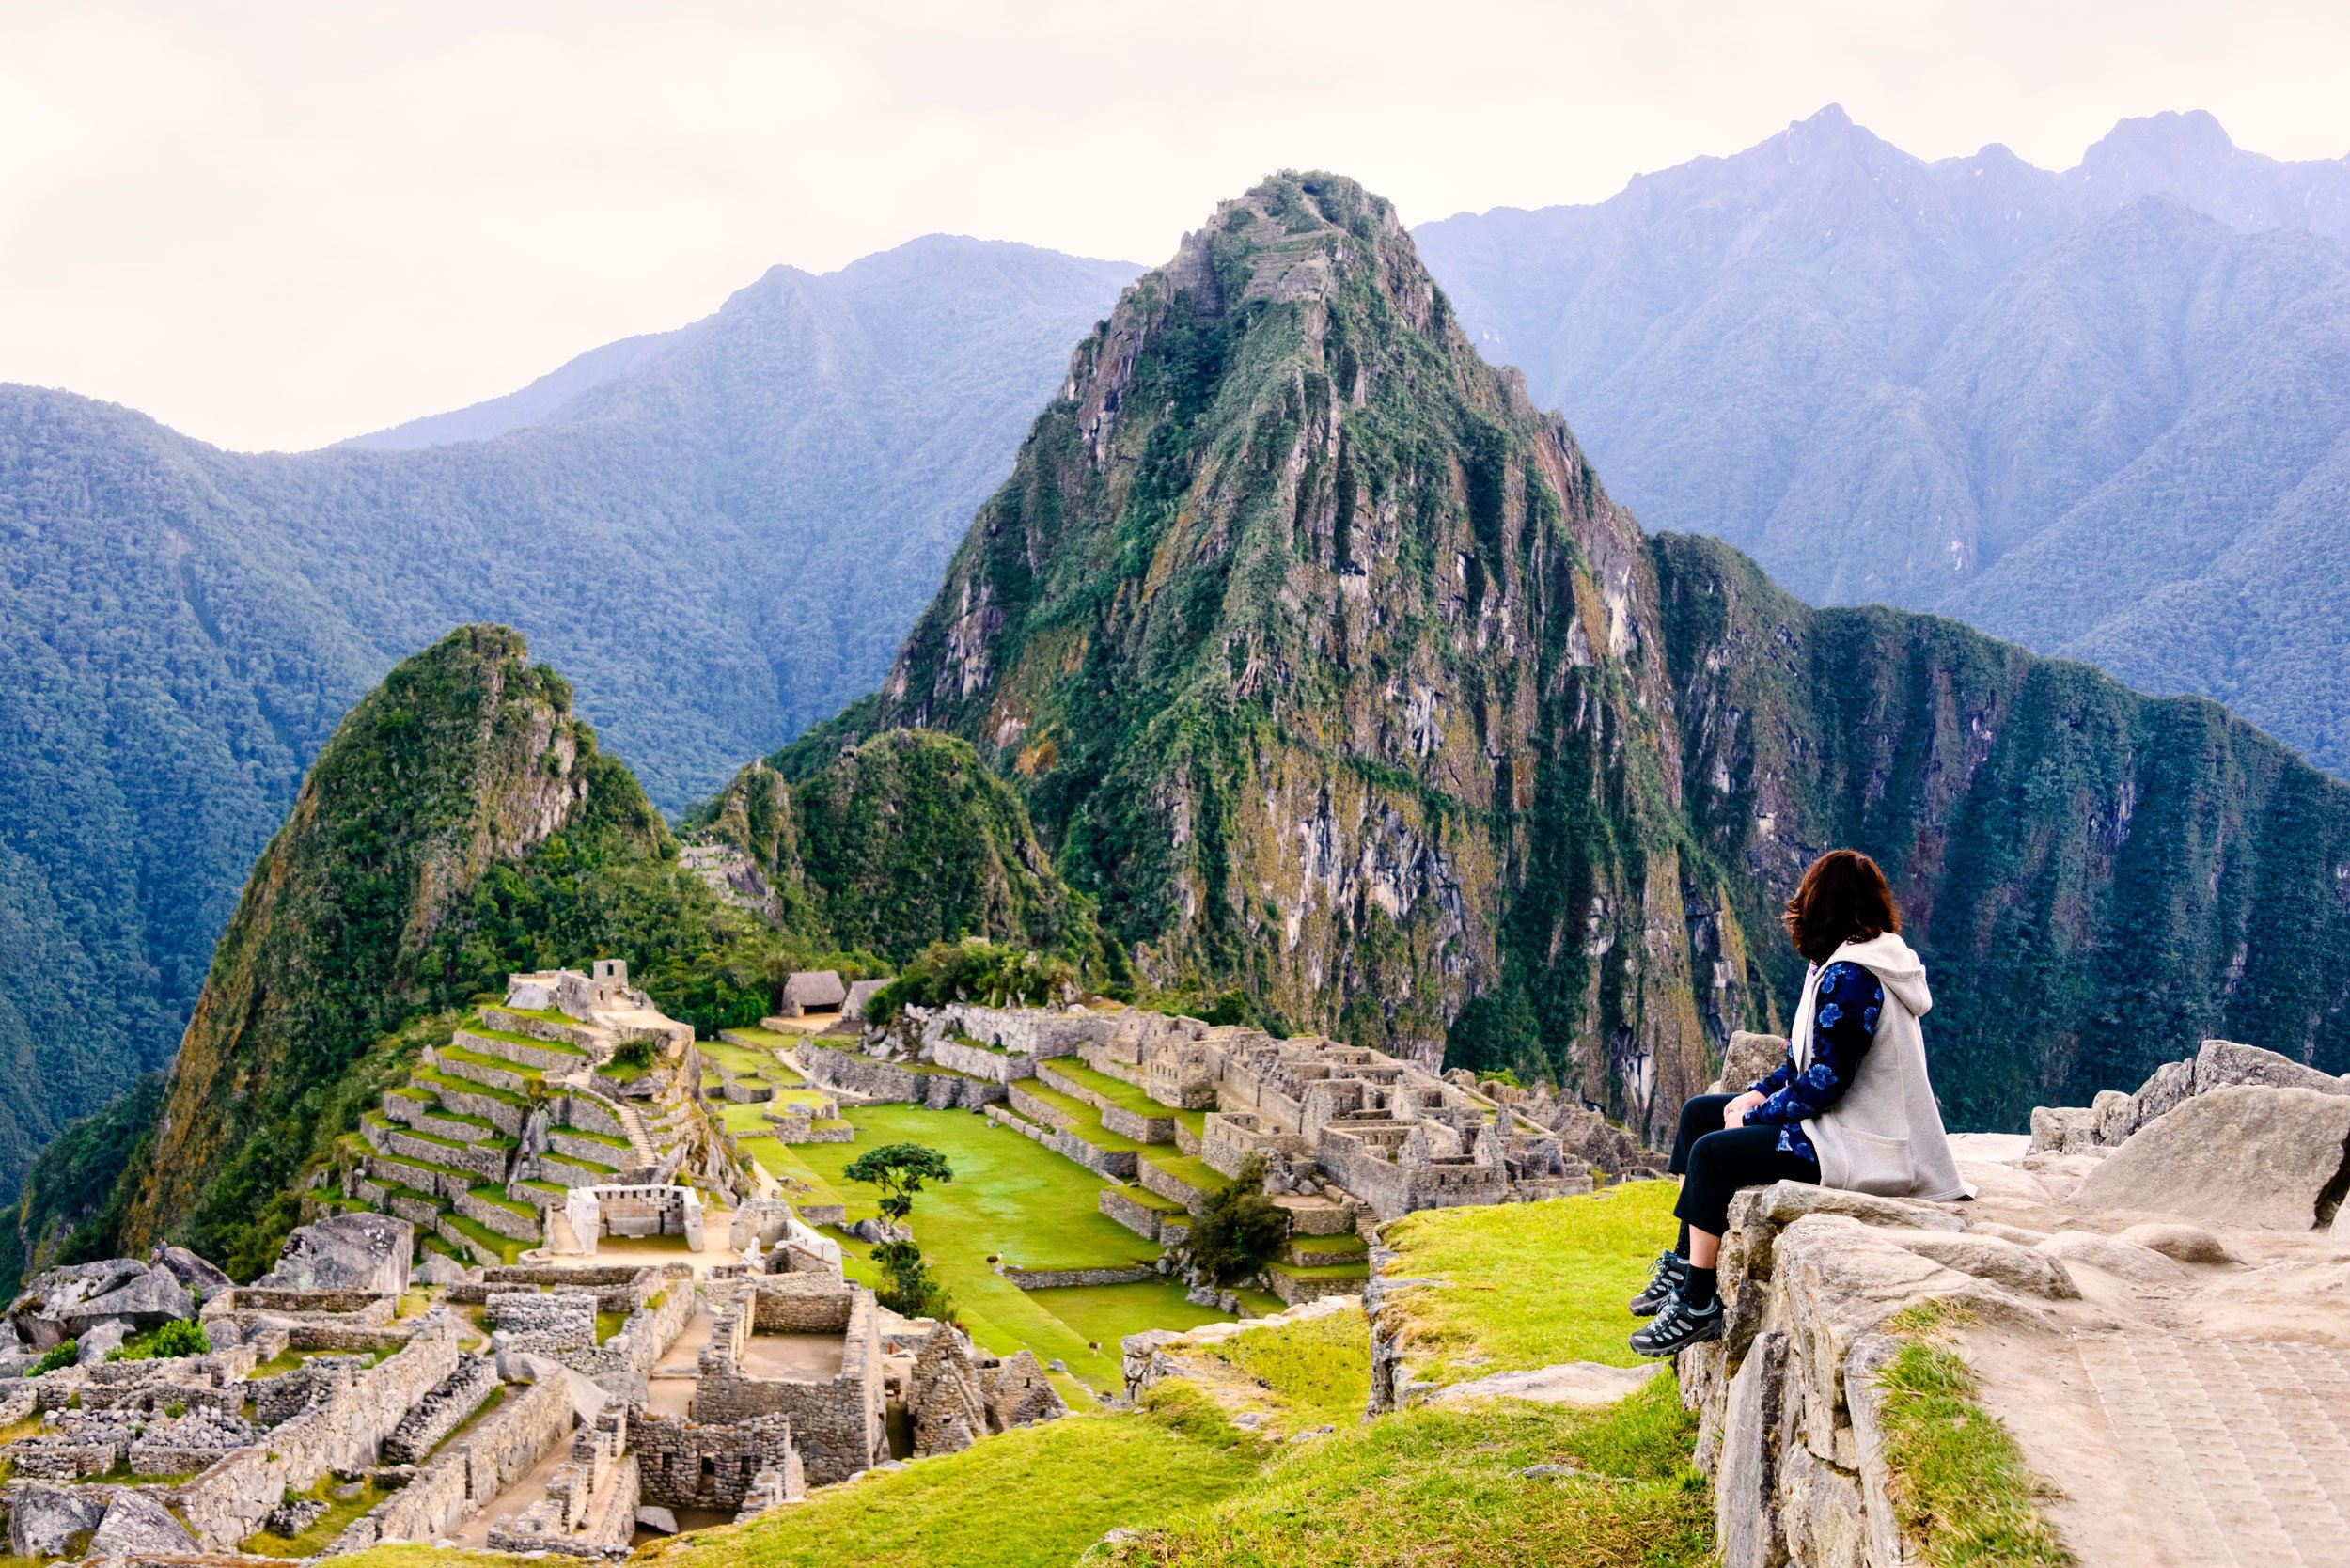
[1829,932,1933,1020]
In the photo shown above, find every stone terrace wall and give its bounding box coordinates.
[176,1317,463,1551]
[801,1044,1004,1110]
[1001,1264,1155,1288]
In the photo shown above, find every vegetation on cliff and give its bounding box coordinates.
[705,729,1104,968]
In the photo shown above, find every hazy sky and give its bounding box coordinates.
[8,0,2350,452]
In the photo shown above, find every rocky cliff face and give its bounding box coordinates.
[115,626,610,1253]
[865,172,2350,1135]
[1655,534,2350,1129]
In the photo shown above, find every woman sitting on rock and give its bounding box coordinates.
[1628,848,1971,1356]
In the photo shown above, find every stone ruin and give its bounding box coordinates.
[815,997,1626,1225]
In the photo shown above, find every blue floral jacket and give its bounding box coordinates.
[1745,962,1883,1165]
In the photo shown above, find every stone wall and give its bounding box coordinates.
[1201,1111,1311,1180]
[688,1289,884,1484]
[1675,1183,2075,1568]
[988,1101,1137,1178]
[801,1044,1004,1110]
[487,1289,597,1353]
[634,1413,803,1512]
[174,1317,463,1551]
[928,1039,1036,1084]
[746,1276,854,1334]
[1099,1187,1178,1242]
[548,1272,694,1393]
[1000,1264,1156,1288]
[382,1354,501,1464]
[1136,1156,1214,1215]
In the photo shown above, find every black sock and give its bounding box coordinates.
[1675,1221,1690,1257]
[1682,1266,1718,1310]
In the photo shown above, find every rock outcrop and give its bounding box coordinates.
[1687,1043,2350,1567]
[254,1214,414,1295]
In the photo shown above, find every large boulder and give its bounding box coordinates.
[2193,1038,2350,1097]
[1716,1031,1789,1094]
[9,1259,146,1349]
[8,1484,108,1557]
[151,1245,234,1294]
[2074,1085,2350,1231]
[255,1213,413,1294]
[77,1320,130,1363]
[61,1266,194,1335]
[89,1490,198,1557]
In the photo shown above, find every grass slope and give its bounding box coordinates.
[640,1387,1261,1568]
[1104,1374,1709,1568]
[1380,1181,1678,1382]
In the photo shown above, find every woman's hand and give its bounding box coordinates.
[1723,1090,1766,1129]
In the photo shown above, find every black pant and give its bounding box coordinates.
[1668,1093,1821,1239]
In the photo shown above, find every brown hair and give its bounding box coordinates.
[1782,849,1901,965]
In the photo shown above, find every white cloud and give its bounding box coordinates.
[4,0,2347,450]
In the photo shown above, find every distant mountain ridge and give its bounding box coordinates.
[0,235,1134,1200]
[1415,107,2350,775]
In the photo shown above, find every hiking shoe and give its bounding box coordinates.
[1629,1250,1687,1318]
[1629,1291,1723,1357]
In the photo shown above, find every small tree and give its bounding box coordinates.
[843,1144,957,1321]
[1186,1154,1289,1283]
[841,1143,954,1224]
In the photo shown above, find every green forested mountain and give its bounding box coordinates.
[1413,108,2350,776]
[0,237,1133,1200]
[859,171,2350,1138]
[5,626,1092,1288]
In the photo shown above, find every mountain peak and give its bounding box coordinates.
[2076,109,2244,184]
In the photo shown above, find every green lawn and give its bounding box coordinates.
[1380,1180,1678,1381]
[722,1027,802,1054]
[1138,1149,1225,1196]
[639,1388,1262,1568]
[1186,1305,1371,1434]
[736,1137,842,1205]
[791,1105,1230,1388]
[1043,1059,1176,1121]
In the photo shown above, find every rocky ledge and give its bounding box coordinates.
[1682,1038,2349,1568]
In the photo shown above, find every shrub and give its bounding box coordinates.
[28,1341,77,1376]
[1187,1154,1290,1283]
[108,1319,210,1362]
[871,1239,955,1321]
[611,1038,656,1071]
